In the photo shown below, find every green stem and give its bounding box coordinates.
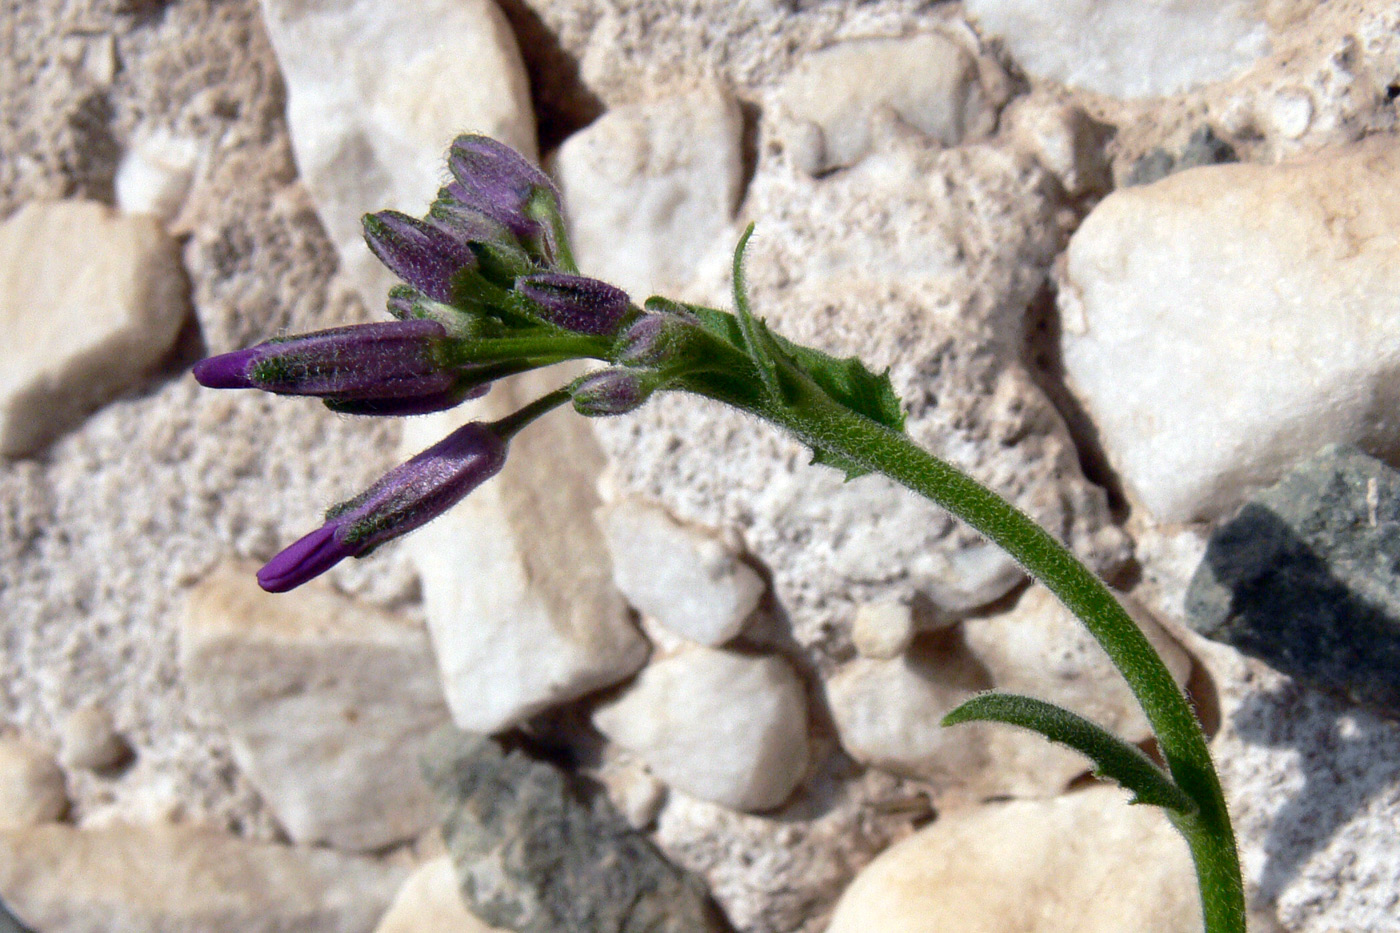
[737,382,1244,932]
[490,388,572,440]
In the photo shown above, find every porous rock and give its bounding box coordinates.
[1186,444,1400,716]
[421,728,729,933]
[554,80,744,298]
[593,646,810,812]
[258,0,536,304]
[1061,138,1400,522]
[0,200,188,456]
[600,497,764,647]
[825,786,1201,933]
[399,371,649,734]
[0,823,404,933]
[850,600,918,660]
[964,0,1271,98]
[0,740,67,830]
[180,562,451,851]
[773,32,1001,175]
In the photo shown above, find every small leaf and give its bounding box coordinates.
[771,334,905,435]
[943,692,1196,814]
[730,224,784,400]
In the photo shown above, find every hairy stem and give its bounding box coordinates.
[740,383,1245,932]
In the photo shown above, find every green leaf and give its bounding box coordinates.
[771,334,905,435]
[943,692,1196,814]
[729,224,785,401]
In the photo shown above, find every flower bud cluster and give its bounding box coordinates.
[192,135,733,592]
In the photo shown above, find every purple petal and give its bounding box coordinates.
[192,348,261,389]
[257,523,357,592]
[446,136,559,237]
[246,320,457,401]
[325,382,491,416]
[515,273,631,336]
[363,211,475,302]
[337,422,509,551]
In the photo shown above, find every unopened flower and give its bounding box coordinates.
[445,135,560,239]
[257,422,509,592]
[362,210,476,303]
[616,311,704,368]
[192,320,461,405]
[570,367,654,416]
[515,272,632,336]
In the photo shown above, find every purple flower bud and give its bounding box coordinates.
[324,381,491,416]
[515,273,631,336]
[570,368,653,416]
[192,320,457,402]
[616,311,703,367]
[257,422,509,592]
[445,136,560,238]
[363,210,476,303]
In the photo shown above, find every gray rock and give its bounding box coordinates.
[1125,126,1238,187]
[1186,444,1400,716]
[422,729,730,933]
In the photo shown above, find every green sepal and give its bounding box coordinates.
[642,298,906,439]
[943,692,1196,814]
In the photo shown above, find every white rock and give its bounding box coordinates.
[114,130,201,221]
[596,760,668,830]
[593,647,809,812]
[554,81,743,297]
[58,704,131,772]
[0,823,405,933]
[1061,138,1400,521]
[1003,94,1113,197]
[827,586,1190,800]
[825,786,1201,933]
[824,640,992,796]
[0,201,188,456]
[962,585,1193,746]
[258,0,536,303]
[179,562,452,851]
[373,857,505,933]
[964,0,1271,98]
[0,739,67,829]
[400,370,649,734]
[774,33,998,175]
[600,497,764,647]
[851,600,917,660]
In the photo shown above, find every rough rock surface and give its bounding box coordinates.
[180,562,451,851]
[825,786,1201,933]
[555,80,744,298]
[57,704,131,773]
[422,729,730,933]
[964,0,1273,98]
[1061,138,1400,522]
[0,823,404,933]
[0,200,188,456]
[600,498,764,647]
[258,0,536,303]
[593,647,810,812]
[0,740,67,830]
[772,32,1002,175]
[1187,444,1400,717]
